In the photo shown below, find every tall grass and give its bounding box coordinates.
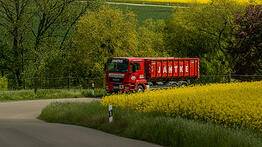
[39,101,262,147]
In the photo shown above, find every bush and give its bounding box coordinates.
[81,88,108,97]
[0,77,8,91]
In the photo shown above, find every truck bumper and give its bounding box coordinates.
[106,83,134,93]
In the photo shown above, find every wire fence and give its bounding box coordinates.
[7,77,105,90]
[4,74,262,90]
[196,74,262,84]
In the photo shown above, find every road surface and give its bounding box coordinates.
[0,98,160,147]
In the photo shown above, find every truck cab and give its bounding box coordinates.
[105,57,147,93]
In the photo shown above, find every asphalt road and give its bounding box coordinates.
[0,98,160,147]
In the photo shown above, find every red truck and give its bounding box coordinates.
[105,57,199,93]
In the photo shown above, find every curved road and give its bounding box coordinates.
[0,98,160,147]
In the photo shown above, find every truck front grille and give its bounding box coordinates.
[109,77,124,83]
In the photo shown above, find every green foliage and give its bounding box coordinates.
[0,77,8,91]
[138,19,168,56]
[72,6,166,87]
[227,5,262,75]
[0,0,102,89]
[39,102,262,147]
[75,6,139,58]
[72,6,139,86]
[0,0,32,88]
[166,0,245,77]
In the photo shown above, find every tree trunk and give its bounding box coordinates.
[34,74,38,94]
[15,69,23,88]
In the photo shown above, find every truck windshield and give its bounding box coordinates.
[107,59,129,73]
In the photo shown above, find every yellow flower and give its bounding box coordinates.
[101,81,262,132]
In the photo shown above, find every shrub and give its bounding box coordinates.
[0,77,8,91]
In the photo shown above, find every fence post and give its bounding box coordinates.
[92,83,95,96]
[23,78,26,89]
[228,73,231,83]
[109,105,113,123]
[67,76,70,90]
[34,76,38,94]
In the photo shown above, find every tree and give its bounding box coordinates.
[0,0,31,88]
[227,5,262,75]
[166,0,244,78]
[72,6,170,87]
[0,0,100,90]
[28,0,98,92]
[138,19,168,57]
[72,6,141,86]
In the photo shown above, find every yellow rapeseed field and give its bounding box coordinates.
[102,81,262,132]
[121,0,262,4]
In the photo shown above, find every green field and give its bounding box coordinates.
[107,0,189,6]
[107,4,174,25]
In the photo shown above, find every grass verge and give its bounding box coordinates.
[39,101,262,147]
[0,89,108,101]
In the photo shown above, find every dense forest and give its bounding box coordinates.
[0,0,261,90]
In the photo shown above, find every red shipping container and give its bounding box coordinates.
[145,57,199,81]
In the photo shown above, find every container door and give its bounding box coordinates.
[185,60,189,76]
[179,61,184,77]
[168,61,173,77]
[173,61,178,77]
[195,59,198,77]
[190,60,195,77]
[151,61,156,78]
[156,61,162,77]
[162,61,167,78]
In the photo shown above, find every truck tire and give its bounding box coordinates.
[168,81,179,87]
[179,81,188,87]
[136,85,144,92]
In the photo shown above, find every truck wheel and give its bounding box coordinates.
[136,85,144,92]
[168,81,179,87]
[172,82,179,87]
[179,81,188,87]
